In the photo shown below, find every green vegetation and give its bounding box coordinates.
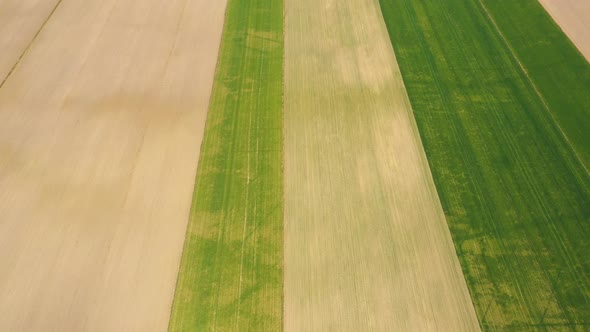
[378,0,590,329]
[481,0,590,171]
[168,0,283,329]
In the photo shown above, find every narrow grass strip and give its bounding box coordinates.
[378,0,590,329]
[168,0,283,329]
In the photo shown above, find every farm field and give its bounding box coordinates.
[167,0,283,329]
[0,0,59,81]
[480,0,590,173]
[283,0,479,330]
[1,0,590,329]
[538,0,590,62]
[379,0,590,329]
[0,0,226,330]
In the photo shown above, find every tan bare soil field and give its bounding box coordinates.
[538,0,590,61]
[283,0,480,330]
[0,0,226,331]
[0,0,60,82]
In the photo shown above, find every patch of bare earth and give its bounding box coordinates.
[538,0,590,61]
[0,0,226,330]
[0,0,60,81]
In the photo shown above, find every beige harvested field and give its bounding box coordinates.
[0,0,226,330]
[283,0,480,330]
[0,0,59,81]
[538,0,590,61]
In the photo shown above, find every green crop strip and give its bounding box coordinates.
[480,0,590,171]
[378,0,590,330]
[168,0,283,330]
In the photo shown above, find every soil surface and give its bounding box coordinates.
[0,0,226,330]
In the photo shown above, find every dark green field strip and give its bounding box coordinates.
[379,0,590,330]
[168,0,283,330]
[480,0,590,171]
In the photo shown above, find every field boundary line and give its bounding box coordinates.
[0,0,65,89]
[281,0,286,329]
[477,0,590,179]
[235,110,253,330]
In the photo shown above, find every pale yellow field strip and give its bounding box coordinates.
[0,0,59,82]
[283,0,481,330]
[0,0,226,331]
[538,0,590,62]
